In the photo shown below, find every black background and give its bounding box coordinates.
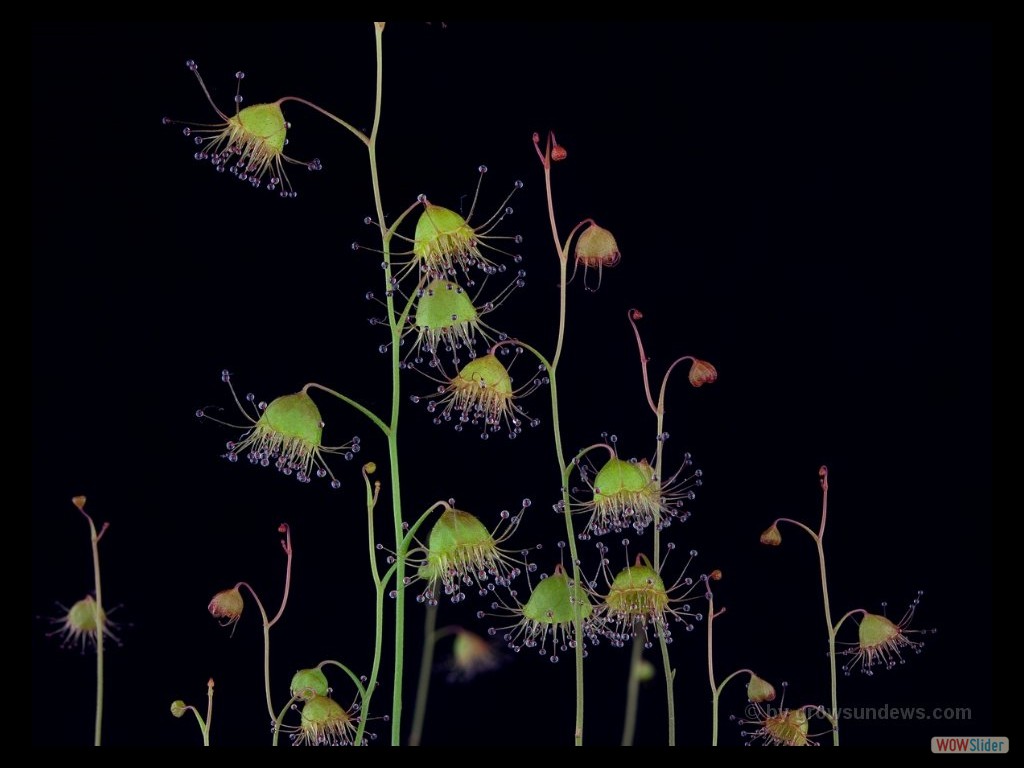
[32,22,992,748]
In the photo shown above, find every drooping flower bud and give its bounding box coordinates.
[746,673,777,703]
[572,222,620,290]
[760,524,783,546]
[170,700,189,718]
[688,358,718,387]
[290,668,330,701]
[208,587,244,632]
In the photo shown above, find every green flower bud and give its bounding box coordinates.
[290,668,329,701]
[746,673,777,703]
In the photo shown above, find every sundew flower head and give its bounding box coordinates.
[196,371,360,488]
[406,277,523,363]
[162,61,322,197]
[591,541,704,647]
[286,695,361,746]
[46,595,120,653]
[736,683,834,747]
[412,505,526,605]
[842,592,934,676]
[481,558,605,663]
[574,443,702,539]
[410,348,545,439]
[389,168,523,284]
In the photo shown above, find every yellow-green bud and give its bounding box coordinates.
[290,668,329,701]
[747,673,777,703]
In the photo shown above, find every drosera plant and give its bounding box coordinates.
[162,22,721,744]
[759,466,935,744]
[157,22,934,748]
[44,496,118,746]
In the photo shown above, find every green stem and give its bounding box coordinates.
[277,96,369,146]
[711,668,753,747]
[621,626,644,745]
[353,468,387,747]
[408,603,439,746]
[815,470,839,746]
[203,678,214,747]
[363,23,409,746]
[303,383,389,437]
[272,695,299,747]
[527,135,589,744]
[516,340,585,745]
[658,633,676,745]
[236,582,275,723]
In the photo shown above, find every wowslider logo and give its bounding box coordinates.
[931,737,1008,754]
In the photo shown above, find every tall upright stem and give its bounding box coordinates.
[362,23,408,745]
[816,468,840,746]
[533,132,586,744]
[87,517,105,746]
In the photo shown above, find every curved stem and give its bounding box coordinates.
[186,707,208,746]
[303,382,389,437]
[236,581,275,723]
[833,608,867,637]
[626,309,659,416]
[271,695,299,747]
[267,524,292,629]
[318,659,369,700]
[774,516,820,543]
[277,96,369,146]
[621,625,644,745]
[408,602,439,746]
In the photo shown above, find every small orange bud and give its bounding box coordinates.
[72,495,87,511]
[760,524,782,546]
[709,569,723,581]
[688,359,718,387]
[552,143,567,161]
